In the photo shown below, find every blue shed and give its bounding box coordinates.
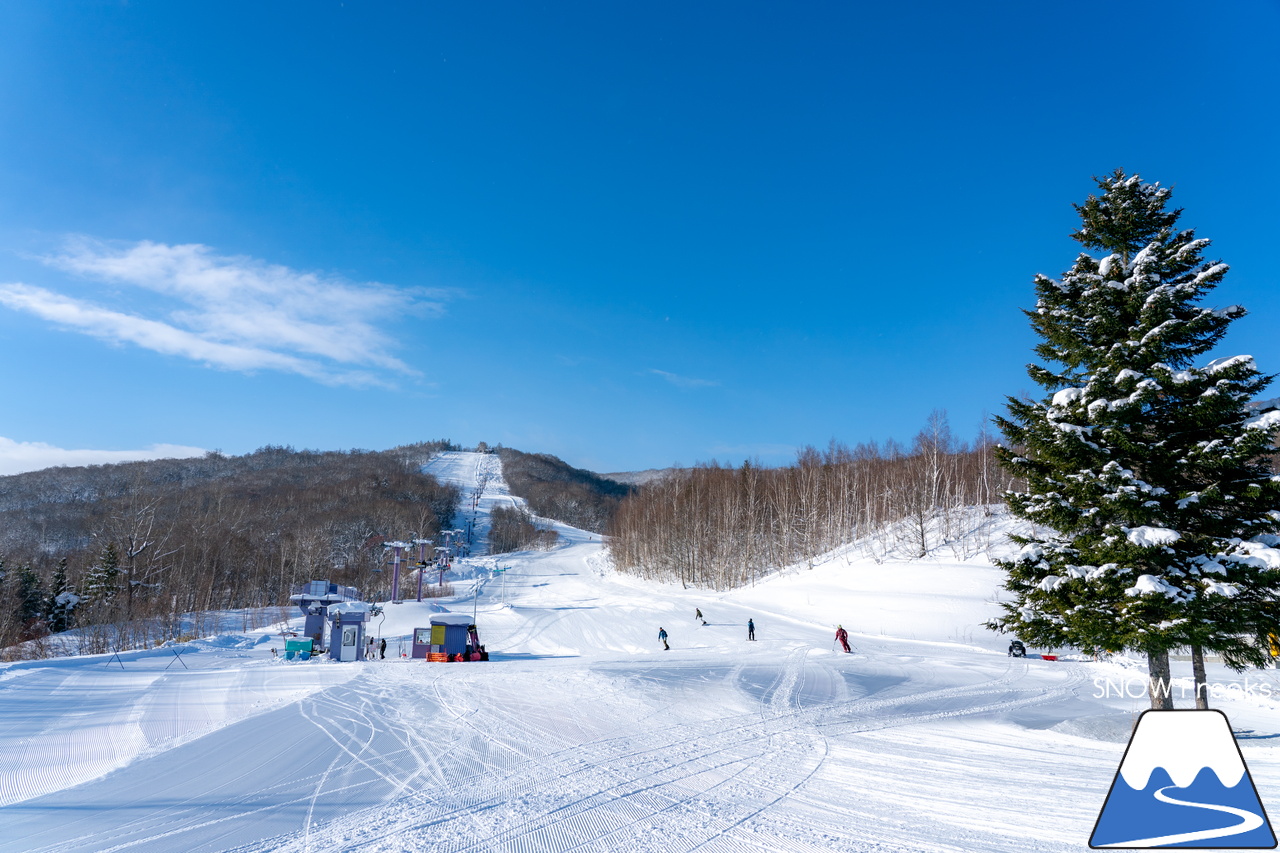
[328,601,373,662]
[426,613,480,661]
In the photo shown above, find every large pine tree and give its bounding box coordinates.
[991,170,1280,708]
[83,541,121,611]
[16,563,45,640]
[43,558,78,634]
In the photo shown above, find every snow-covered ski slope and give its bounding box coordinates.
[1,450,1278,852]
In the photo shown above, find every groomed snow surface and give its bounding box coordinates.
[1,451,1278,852]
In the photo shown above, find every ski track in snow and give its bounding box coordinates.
[2,451,1278,852]
[222,656,1085,853]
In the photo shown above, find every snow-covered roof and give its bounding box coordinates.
[328,601,372,616]
[429,613,475,627]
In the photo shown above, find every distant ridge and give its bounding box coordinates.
[602,468,684,487]
[496,447,632,533]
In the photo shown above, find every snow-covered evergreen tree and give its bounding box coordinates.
[16,563,45,638]
[43,558,79,634]
[83,542,121,609]
[990,170,1280,708]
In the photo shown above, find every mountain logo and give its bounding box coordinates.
[1090,709,1276,849]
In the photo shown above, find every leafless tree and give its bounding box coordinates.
[608,416,1019,590]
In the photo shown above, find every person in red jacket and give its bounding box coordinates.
[835,624,851,653]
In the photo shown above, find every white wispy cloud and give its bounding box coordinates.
[649,368,719,389]
[0,237,450,387]
[0,436,206,476]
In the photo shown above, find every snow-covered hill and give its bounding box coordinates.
[1,451,1278,852]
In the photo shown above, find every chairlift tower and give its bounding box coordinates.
[412,538,433,602]
[435,546,450,587]
[383,540,412,604]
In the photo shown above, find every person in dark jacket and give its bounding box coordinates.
[658,627,669,650]
[380,638,387,659]
[747,619,755,641]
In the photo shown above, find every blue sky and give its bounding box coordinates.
[1,1,1278,474]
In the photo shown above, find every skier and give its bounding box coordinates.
[380,637,387,660]
[658,627,669,651]
[748,619,755,641]
[695,608,703,622]
[835,624,851,653]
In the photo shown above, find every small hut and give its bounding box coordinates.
[422,613,485,661]
[289,580,360,651]
[328,601,373,662]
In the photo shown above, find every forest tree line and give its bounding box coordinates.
[607,412,1014,589]
[0,441,460,655]
[488,506,560,553]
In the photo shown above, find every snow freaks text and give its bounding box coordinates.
[1093,677,1277,702]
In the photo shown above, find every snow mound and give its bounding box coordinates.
[1050,714,1137,744]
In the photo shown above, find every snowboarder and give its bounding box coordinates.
[379,638,387,660]
[695,608,703,622]
[835,625,851,653]
[748,619,755,641]
[658,627,669,651]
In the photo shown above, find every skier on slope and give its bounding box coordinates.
[658,627,669,651]
[835,625,851,653]
[747,619,755,641]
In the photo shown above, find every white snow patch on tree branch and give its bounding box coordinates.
[1125,526,1181,547]
[1206,354,1255,375]
[1051,387,1084,408]
[1244,409,1280,431]
[1125,575,1181,598]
